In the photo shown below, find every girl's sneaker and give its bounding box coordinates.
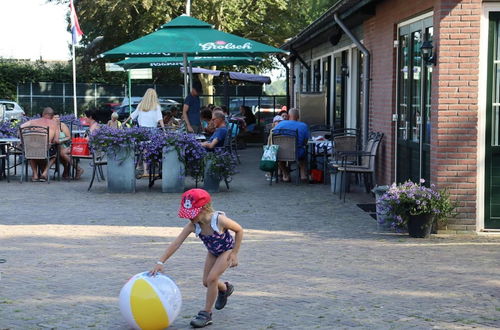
[190,311,212,328]
[215,282,234,310]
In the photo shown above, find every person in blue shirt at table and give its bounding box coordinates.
[201,111,227,150]
[273,108,310,182]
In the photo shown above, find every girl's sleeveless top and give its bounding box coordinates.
[194,211,234,257]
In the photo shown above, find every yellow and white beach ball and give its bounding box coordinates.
[119,272,182,330]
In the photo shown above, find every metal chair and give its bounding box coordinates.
[19,126,51,183]
[87,151,107,191]
[224,122,240,164]
[272,128,300,184]
[336,132,384,202]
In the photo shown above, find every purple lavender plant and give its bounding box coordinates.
[379,179,456,230]
[0,121,18,138]
[204,149,237,181]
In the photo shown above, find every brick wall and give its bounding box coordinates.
[363,0,480,229]
[363,0,434,186]
[432,0,481,230]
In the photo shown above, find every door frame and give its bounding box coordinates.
[478,3,500,231]
[394,11,433,184]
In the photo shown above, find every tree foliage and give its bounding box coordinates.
[26,0,334,96]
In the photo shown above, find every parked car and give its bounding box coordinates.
[116,99,181,121]
[0,100,25,121]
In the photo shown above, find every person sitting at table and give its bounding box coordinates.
[20,107,60,182]
[272,115,283,128]
[239,106,256,132]
[279,109,289,121]
[85,110,101,133]
[53,114,82,180]
[200,108,214,134]
[162,110,180,127]
[107,112,122,129]
[273,108,309,182]
[201,111,227,150]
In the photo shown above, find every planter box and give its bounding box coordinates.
[107,147,136,193]
[372,185,393,231]
[162,146,185,193]
[203,159,221,193]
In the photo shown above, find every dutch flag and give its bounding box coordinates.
[70,0,83,45]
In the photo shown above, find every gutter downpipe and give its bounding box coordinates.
[334,13,370,146]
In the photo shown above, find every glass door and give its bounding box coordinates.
[485,12,500,229]
[396,16,433,184]
[322,56,332,125]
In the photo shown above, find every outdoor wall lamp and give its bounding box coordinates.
[421,40,436,65]
[341,63,349,77]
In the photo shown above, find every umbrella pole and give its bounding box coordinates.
[223,73,229,108]
[189,61,193,92]
[128,70,132,115]
[183,54,189,98]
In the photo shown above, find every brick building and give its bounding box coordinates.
[282,0,500,232]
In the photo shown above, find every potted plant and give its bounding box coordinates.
[90,126,150,193]
[142,130,206,193]
[203,149,237,193]
[379,179,456,238]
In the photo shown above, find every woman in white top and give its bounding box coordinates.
[123,88,165,177]
[123,88,165,129]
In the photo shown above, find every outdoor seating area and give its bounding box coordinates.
[3,0,500,328]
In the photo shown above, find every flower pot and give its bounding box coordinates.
[407,213,434,238]
[372,185,393,231]
[107,147,136,193]
[162,146,185,193]
[203,159,220,193]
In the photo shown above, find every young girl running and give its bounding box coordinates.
[150,189,243,328]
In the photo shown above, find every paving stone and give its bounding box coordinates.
[0,146,499,329]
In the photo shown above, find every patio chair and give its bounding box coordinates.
[335,132,384,202]
[224,122,241,164]
[87,150,107,191]
[19,126,51,183]
[271,128,300,185]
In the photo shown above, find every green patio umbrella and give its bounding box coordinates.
[115,56,263,70]
[99,15,287,96]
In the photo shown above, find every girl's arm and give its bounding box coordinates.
[219,214,243,267]
[150,222,194,275]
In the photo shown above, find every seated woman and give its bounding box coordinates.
[200,108,214,134]
[85,110,101,133]
[162,110,180,127]
[201,111,227,150]
[53,114,83,180]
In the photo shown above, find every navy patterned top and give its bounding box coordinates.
[194,211,234,257]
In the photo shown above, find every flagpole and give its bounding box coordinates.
[72,42,77,117]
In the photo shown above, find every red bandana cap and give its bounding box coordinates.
[178,189,211,219]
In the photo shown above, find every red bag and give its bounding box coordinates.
[310,169,324,183]
[71,137,90,156]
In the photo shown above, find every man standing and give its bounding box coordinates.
[273,108,310,182]
[20,107,60,182]
[183,82,202,133]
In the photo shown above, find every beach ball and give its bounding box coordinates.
[119,272,182,330]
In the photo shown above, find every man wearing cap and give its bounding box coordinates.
[183,83,202,133]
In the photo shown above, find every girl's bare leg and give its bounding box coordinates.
[203,250,231,313]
